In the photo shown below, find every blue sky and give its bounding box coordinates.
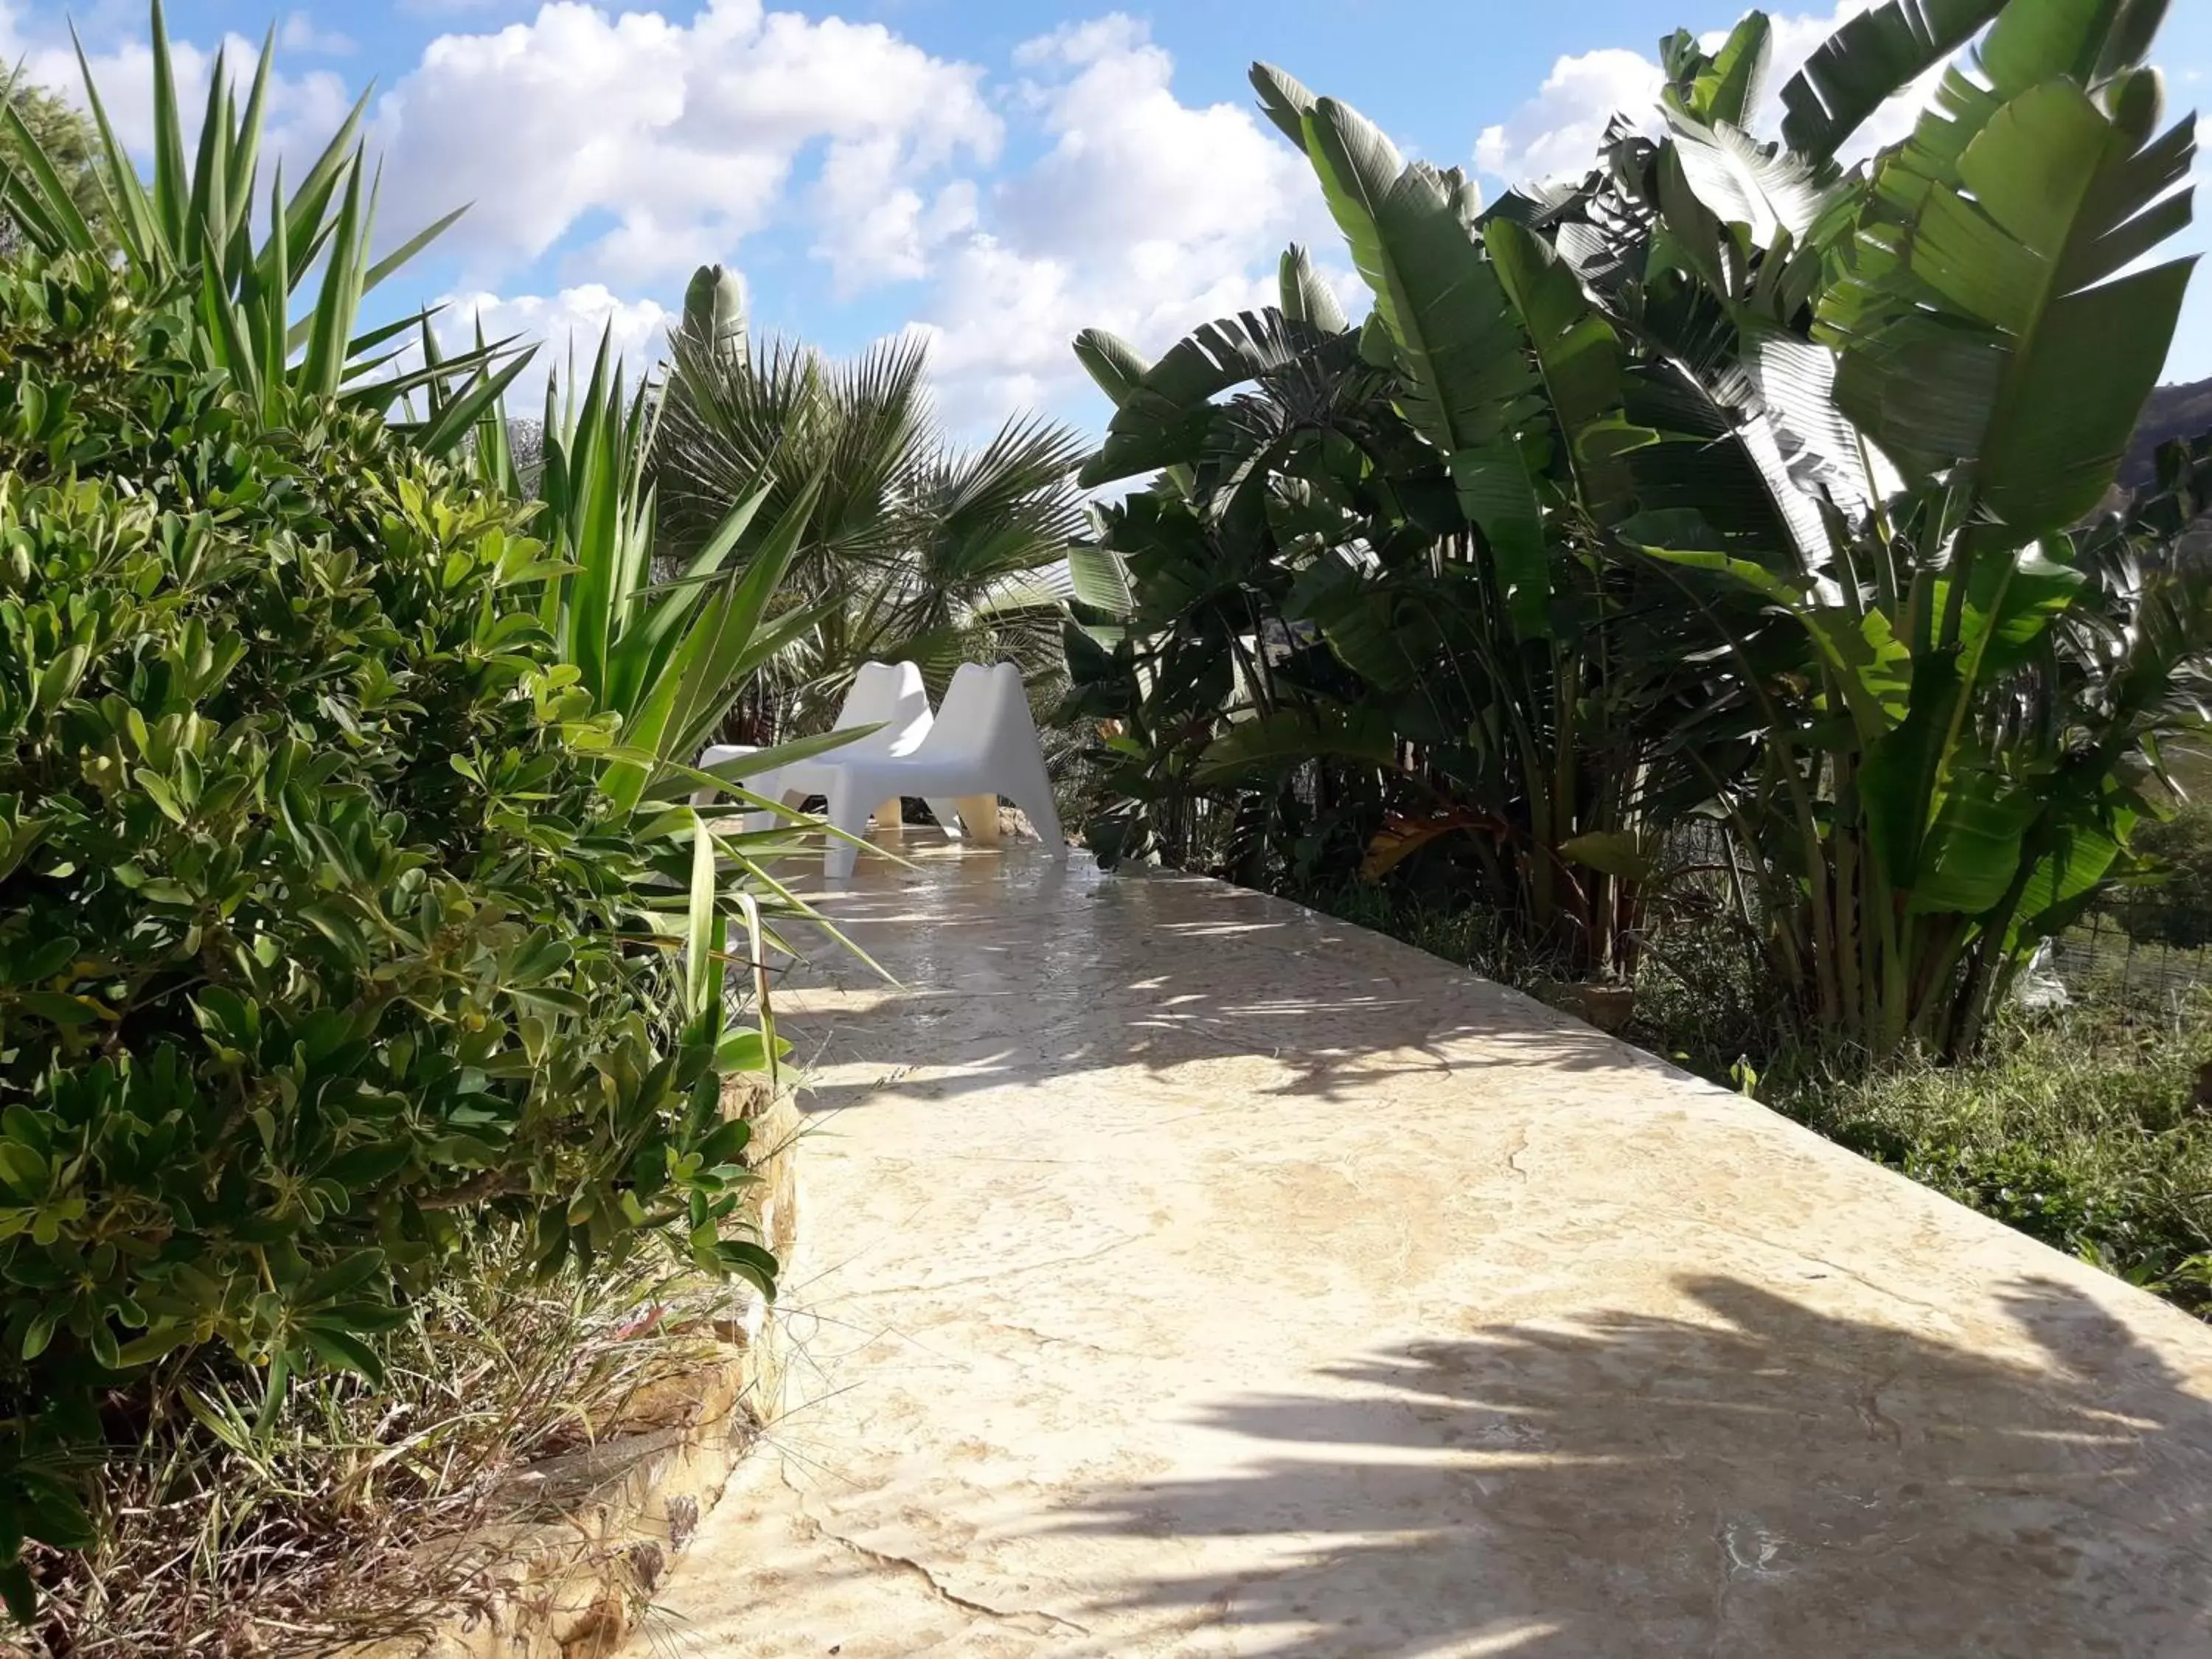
[6,0,2211,439]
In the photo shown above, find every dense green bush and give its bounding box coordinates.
[0,256,775,1615]
[1784,1004,2212,1315]
[2124,801,2212,949]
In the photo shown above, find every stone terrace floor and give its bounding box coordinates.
[635,839,2212,1658]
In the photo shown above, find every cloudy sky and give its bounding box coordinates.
[7,0,2211,439]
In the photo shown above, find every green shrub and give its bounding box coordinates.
[1773,1003,2212,1314]
[2123,800,2212,950]
[0,256,776,1616]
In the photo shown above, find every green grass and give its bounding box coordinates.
[1767,1005,2212,1312]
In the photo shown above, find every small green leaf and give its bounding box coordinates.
[302,1326,385,1384]
[714,1027,790,1075]
[133,768,189,824]
[10,991,101,1027]
[695,1118,753,1169]
[296,1249,386,1307]
[715,1239,779,1300]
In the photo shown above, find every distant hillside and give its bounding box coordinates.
[2123,378,2212,490]
[2116,378,2212,574]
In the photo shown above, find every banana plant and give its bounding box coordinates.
[1604,0,2210,1056]
[0,1,525,451]
[1066,0,2207,1046]
[1067,63,1767,977]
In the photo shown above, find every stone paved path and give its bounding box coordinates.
[636,842,2212,1658]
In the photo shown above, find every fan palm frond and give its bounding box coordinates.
[652,268,1084,736]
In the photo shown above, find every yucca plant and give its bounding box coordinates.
[526,331,851,812]
[0,0,525,452]
[420,316,869,831]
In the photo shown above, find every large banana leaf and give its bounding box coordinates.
[1664,115,1848,248]
[1250,61,1319,147]
[1778,0,2012,161]
[1874,0,2162,220]
[1484,218,1650,516]
[1079,310,1322,488]
[1666,14,1774,128]
[1295,95,1550,633]
[1298,98,1530,459]
[1278,243,1349,333]
[1195,703,1399,782]
[1073,329,1151,406]
[1826,78,2196,535]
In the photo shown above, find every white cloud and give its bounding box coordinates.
[3,1,1332,436]
[810,141,978,294]
[1475,48,1666,187]
[431,283,681,411]
[1472,3,1941,189]
[371,1,1001,290]
[279,10,355,56]
[0,3,355,184]
[909,14,1343,431]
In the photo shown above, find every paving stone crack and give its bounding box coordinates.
[779,1464,1090,1636]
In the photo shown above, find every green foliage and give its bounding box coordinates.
[0,72,108,261]
[468,327,842,813]
[655,264,1086,736]
[1065,0,2212,1047]
[0,254,795,1618]
[2125,801,2212,947]
[1780,1002,2212,1312]
[0,1,521,448]
[1616,0,2211,1057]
[1060,105,1775,978]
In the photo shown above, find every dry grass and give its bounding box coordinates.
[23,1242,754,1658]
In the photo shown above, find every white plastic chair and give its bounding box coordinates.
[695,661,936,827]
[816,661,1065,880]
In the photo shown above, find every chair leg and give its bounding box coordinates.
[955,794,1001,846]
[925,797,968,841]
[822,774,874,883]
[1004,762,1065,858]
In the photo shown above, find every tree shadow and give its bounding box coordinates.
[776,848,1645,1109]
[1055,1274,2212,1657]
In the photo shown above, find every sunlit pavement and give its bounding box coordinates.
[634,838,2212,1658]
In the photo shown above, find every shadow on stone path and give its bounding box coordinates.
[630,843,2212,1659]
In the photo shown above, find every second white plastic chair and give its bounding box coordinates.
[816,661,1065,881]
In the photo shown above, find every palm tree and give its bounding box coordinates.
[653,264,1085,743]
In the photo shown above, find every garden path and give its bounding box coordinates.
[638,841,2212,1658]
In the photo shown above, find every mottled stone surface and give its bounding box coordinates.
[639,842,2212,1658]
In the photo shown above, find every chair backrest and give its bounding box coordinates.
[915,662,1032,762]
[832,661,932,757]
